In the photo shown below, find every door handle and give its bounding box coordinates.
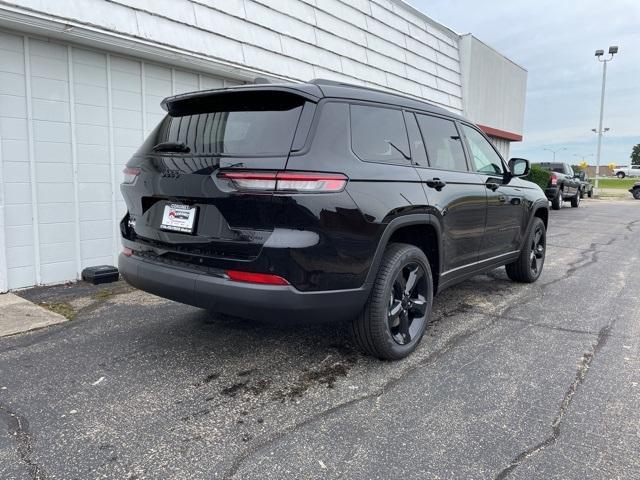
[498,195,507,203]
[426,178,446,191]
[486,182,500,191]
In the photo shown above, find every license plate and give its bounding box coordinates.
[160,204,197,233]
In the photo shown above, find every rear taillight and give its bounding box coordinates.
[216,171,347,193]
[550,174,557,186]
[226,270,289,285]
[122,167,140,184]
[122,247,133,256]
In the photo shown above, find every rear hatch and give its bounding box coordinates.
[121,88,317,262]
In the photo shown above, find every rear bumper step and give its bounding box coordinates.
[118,254,368,322]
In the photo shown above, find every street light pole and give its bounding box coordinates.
[594,46,618,195]
[543,147,567,162]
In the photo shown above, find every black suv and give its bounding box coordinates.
[119,80,549,360]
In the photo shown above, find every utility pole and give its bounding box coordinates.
[594,46,618,194]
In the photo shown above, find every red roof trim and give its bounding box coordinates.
[477,124,523,142]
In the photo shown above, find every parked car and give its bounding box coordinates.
[613,165,640,179]
[577,171,594,198]
[119,80,549,360]
[630,182,640,200]
[534,162,581,209]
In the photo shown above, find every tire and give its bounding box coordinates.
[571,191,580,207]
[617,172,625,179]
[587,189,593,198]
[579,188,585,199]
[633,189,640,200]
[551,189,563,210]
[505,217,546,283]
[352,243,433,360]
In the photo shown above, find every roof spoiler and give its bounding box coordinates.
[160,85,320,114]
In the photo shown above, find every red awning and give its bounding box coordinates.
[477,124,523,142]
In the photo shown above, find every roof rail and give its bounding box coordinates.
[309,78,368,89]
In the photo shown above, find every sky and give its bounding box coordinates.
[410,0,640,166]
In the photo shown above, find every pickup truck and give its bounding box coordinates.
[577,171,594,198]
[613,165,640,179]
[534,162,581,210]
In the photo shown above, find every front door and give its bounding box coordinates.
[460,124,525,260]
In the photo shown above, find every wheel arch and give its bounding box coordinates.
[533,203,548,228]
[365,214,442,293]
[519,201,549,251]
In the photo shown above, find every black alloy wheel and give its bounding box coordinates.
[387,263,428,345]
[506,217,546,283]
[529,224,545,277]
[352,243,433,360]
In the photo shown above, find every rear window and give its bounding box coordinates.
[416,114,468,171]
[537,163,565,174]
[158,91,305,156]
[350,105,410,164]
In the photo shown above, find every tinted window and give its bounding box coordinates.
[350,105,410,163]
[416,114,467,171]
[159,93,304,156]
[461,125,504,175]
[404,113,429,166]
[538,163,565,174]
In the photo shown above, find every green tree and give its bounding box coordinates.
[632,143,640,166]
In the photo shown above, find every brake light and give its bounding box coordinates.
[226,270,289,285]
[550,174,557,186]
[122,246,133,256]
[216,171,347,193]
[123,167,140,184]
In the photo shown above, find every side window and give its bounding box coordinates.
[404,112,429,167]
[350,105,410,164]
[461,124,504,175]
[415,114,468,171]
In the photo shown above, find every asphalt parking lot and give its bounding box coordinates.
[1,199,639,480]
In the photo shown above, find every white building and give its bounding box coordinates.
[0,0,527,291]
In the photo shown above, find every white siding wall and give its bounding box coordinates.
[459,34,526,137]
[0,30,236,289]
[0,0,462,111]
[490,136,510,160]
[0,0,465,290]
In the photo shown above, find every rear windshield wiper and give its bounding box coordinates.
[386,140,410,160]
[152,141,191,153]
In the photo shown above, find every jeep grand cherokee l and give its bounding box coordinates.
[119,80,549,360]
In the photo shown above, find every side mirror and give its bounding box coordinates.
[508,158,530,178]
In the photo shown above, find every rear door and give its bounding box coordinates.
[407,112,487,274]
[460,123,525,259]
[121,90,313,260]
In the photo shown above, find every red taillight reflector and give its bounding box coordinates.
[550,174,557,185]
[276,172,347,192]
[122,247,133,256]
[226,270,289,285]
[123,167,140,184]
[216,171,347,193]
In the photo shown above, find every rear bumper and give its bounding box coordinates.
[544,187,559,201]
[118,253,369,322]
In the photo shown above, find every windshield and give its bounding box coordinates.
[156,92,305,156]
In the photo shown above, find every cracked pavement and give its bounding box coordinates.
[1,199,639,479]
